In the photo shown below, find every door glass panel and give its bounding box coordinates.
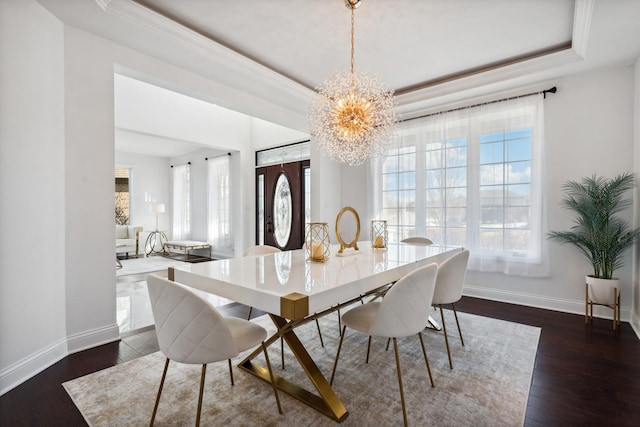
[257,173,265,245]
[273,173,292,247]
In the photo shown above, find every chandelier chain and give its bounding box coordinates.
[350,5,355,76]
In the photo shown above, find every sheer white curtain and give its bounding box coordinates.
[371,95,549,277]
[207,155,233,255]
[172,163,191,241]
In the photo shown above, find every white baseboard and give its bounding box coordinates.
[66,323,121,354]
[0,338,67,396]
[631,310,640,340]
[463,284,633,323]
[1,323,121,396]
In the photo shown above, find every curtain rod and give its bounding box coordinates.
[170,161,191,168]
[205,152,231,160]
[400,86,557,123]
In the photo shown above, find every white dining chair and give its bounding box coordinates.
[146,274,282,426]
[431,249,470,369]
[330,263,438,427]
[401,236,433,245]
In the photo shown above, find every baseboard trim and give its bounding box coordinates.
[631,310,640,340]
[463,285,632,323]
[0,338,68,396]
[66,323,121,354]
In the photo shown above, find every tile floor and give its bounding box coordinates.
[116,259,233,334]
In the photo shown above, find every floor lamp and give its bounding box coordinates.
[146,203,168,256]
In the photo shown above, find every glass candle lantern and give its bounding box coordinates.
[305,222,330,262]
[371,220,387,249]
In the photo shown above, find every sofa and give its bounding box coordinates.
[116,225,143,258]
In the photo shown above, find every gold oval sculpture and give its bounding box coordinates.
[335,206,360,254]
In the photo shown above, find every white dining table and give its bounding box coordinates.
[168,242,462,422]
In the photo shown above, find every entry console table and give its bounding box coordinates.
[169,242,462,422]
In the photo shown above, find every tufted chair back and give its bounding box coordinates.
[146,274,238,364]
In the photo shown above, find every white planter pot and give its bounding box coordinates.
[586,276,619,305]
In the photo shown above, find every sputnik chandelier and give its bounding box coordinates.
[309,0,396,166]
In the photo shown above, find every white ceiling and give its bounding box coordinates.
[134,0,576,93]
[38,0,640,156]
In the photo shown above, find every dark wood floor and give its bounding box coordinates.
[1,297,639,426]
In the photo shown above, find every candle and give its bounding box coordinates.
[374,235,384,248]
[311,242,324,261]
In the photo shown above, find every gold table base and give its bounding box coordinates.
[237,284,391,423]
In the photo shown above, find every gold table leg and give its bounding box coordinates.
[238,314,349,423]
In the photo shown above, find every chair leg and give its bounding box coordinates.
[365,336,372,363]
[385,337,391,351]
[451,302,464,346]
[337,309,342,333]
[439,304,453,369]
[392,337,408,427]
[247,306,253,320]
[228,359,234,385]
[195,364,207,427]
[315,319,325,347]
[280,337,285,369]
[150,358,170,427]
[418,333,435,388]
[330,325,347,386]
[262,342,283,414]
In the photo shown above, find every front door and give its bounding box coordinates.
[255,161,308,250]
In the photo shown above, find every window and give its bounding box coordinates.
[172,163,191,240]
[207,155,233,255]
[374,96,546,276]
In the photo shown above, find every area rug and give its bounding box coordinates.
[64,310,540,426]
[116,256,189,278]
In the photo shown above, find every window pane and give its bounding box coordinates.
[446,146,467,167]
[445,208,467,227]
[383,174,398,191]
[480,207,504,226]
[398,171,416,190]
[426,207,444,226]
[425,149,443,169]
[506,138,530,162]
[426,169,444,188]
[480,141,504,164]
[505,206,530,228]
[506,184,531,206]
[399,153,416,171]
[445,187,467,207]
[426,188,444,207]
[506,161,531,184]
[480,164,504,185]
[446,167,467,187]
[480,185,504,207]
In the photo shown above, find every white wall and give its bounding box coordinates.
[0,0,67,394]
[115,150,171,234]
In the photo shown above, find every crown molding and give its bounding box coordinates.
[396,0,594,114]
[95,0,315,101]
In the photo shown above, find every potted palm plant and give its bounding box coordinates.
[548,173,640,304]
